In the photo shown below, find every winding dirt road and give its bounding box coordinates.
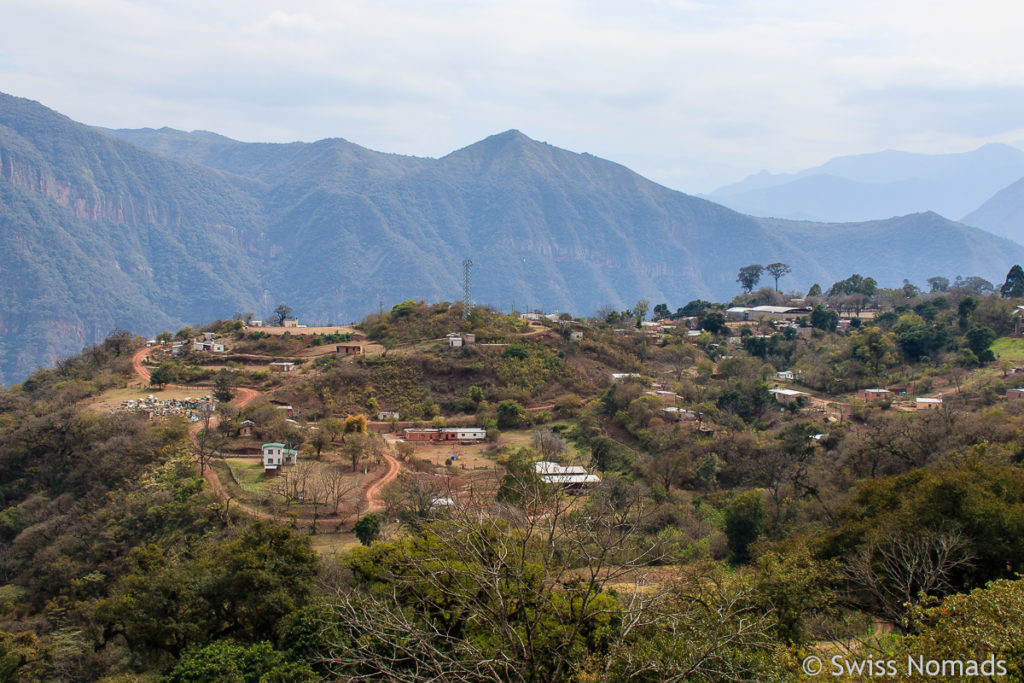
[134,343,400,524]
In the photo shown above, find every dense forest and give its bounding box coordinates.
[2,269,1024,681]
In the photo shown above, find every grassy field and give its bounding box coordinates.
[991,337,1024,363]
[309,532,361,557]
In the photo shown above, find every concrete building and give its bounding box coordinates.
[262,442,298,476]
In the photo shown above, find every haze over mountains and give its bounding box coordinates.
[2,91,1024,383]
[707,144,1024,241]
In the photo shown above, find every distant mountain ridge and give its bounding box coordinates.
[2,91,1023,383]
[707,144,1024,231]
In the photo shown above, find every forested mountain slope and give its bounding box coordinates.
[3,91,1023,382]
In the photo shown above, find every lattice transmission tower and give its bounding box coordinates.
[462,259,473,320]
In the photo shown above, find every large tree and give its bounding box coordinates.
[272,304,293,326]
[764,262,791,292]
[736,265,764,294]
[1000,264,1024,298]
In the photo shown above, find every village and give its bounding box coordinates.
[104,291,1024,545]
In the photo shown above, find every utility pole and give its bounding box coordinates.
[463,259,473,320]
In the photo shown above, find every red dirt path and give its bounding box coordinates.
[134,344,399,524]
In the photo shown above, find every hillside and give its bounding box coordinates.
[3,293,1024,680]
[4,91,1024,382]
[962,176,1024,242]
[111,124,1024,312]
[707,143,1024,226]
[0,93,266,384]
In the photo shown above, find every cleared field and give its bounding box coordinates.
[309,532,361,556]
[991,337,1024,363]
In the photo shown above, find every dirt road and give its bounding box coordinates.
[134,344,399,523]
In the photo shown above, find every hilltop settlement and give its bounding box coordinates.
[2,267,1024,681]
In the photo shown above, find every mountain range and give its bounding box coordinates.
[706,144,1024,240]
[3,91,1024,383]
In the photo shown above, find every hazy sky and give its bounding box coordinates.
[3,0,1024,192]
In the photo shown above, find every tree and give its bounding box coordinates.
[531,428,568,460]
[889,577,1024,677]
[496,400,527,429]
[927,276,950,293]
[844,529,974,628]
[354,513,382,546]
[272,304,293,326]
[827,273,877,297]
[806,283,822,298]
[725,490,765,564]
[193,403,222,476]
[965,323,997,363]
[809,305,839,332]
[651,303,670,320]
[765,262,791,292]
[319,476,677,683]
[1001,265,1024,298]
[342,432,376,472]
[166,640,315,683]
[149,363,173,389]
[736,265,764,294]
[678,299,711,317]
[212,370,235,403]
[698,310,727,335]
[632,299,650,323]
[849,326,897,377]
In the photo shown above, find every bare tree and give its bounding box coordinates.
[844,528,973,628]
[318,473,663,682]
[531,428,568,461]
[318,471,782,681]
[192,403,223,476]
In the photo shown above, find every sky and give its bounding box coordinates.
[3,0,1024,193]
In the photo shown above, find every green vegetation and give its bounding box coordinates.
[4,281,1024,679]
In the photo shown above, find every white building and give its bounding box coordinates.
[262,442,298,476]
[534,461,601,491]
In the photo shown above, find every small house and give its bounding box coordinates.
[441,427,487,443]
[1007,388,1024,400]
[611,373,642,382]
[661,407,697,421]
[283,319,298,328]
[776,370,795,382]
[377,411,400,421]
[916,397,942,410]
[570,330,583,341]
[275,404,294,418]
[262,442,298,476]
[446,333,463,348]
[402,427,487,443]
[769,388,807,405]
[403,428,440,442]
[336,344,363,355]
[238,420,254,437]
[269,362,295,372]
[858,388,891,401]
